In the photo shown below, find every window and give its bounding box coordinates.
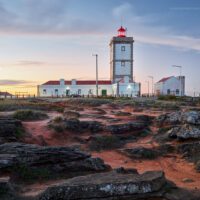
[43,89,46,94]
[167,89,170,95]
[176,89,179,95]
[88,89,93,95]
[121,46,125,51]
[121,61,125,67]
[55,89,58,95]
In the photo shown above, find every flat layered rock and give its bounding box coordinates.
[38,170,167,200]
[0,177,16,200]
[0,143,110,180]
[105,122,147,134]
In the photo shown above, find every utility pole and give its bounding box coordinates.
[92,54,98,96]
[172,65,182,96]
[148,76,154,96]
[145,81,149,97]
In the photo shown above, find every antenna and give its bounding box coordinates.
[121,16,123,26]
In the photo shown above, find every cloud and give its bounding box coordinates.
[112,3,132,18]
[0,0,102,36]
[111,3,200,52]
[0,79,34,86]
[16,60,47,66]
[170,7,200,11]
[0,0,199,53]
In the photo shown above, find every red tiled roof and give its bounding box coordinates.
[157,76,173,83]
[43,80,112,85]
[76,80,112,85]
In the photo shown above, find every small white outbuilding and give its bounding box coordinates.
[155,76,185,96]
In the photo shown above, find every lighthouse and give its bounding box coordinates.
[38,26,141,97]
[110,26,134,84]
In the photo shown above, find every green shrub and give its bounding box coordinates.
[89,135,123,151]
[158,95,177,101]
[15,127,25,139]
[53,116,63,123]
[13,110,48,121]
[52,125,64,133]
[124,148,157,160]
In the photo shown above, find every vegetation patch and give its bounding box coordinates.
[67,98,112,107]
[123,147,158,160]
[89,135,124,151]
[114,111,132,116]
[0,99,64,112]
[13,164,51,182]
[64,110,80,119]
[13,110,48,121]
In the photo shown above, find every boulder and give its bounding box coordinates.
[0,143,110,181]
[157,111,200,126]
[156,111,182,126]
[183,111,200,125]
[168,125,200,140]
[38,170,168,200]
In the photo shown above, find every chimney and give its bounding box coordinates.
[60,79,65,86]
[71,79,77,85]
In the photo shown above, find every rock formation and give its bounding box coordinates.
[0,143,110,181]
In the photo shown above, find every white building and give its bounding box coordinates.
[155,76,185,96]
[38,27,141,97]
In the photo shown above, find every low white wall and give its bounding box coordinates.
[38,84,113,97]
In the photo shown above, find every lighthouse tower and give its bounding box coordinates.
[110,26,134,84]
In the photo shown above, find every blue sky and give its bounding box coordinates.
[0,0,200,95]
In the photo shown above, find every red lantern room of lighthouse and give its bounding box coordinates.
[117,26,126,37]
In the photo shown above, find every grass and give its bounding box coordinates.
[0,99,64,112]
[15,127,26,139]
[13,110,48,121]
[125,147,157,160]
[89,135,124,151]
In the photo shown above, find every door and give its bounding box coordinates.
[66,89,70,96]
[101,89,107,96]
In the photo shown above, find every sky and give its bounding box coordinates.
[0,0,200,95]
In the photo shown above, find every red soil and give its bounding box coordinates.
[18,105,200,191]
[22,112,77,146]
[92,150,200,190]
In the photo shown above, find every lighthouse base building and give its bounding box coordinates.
[38,27,141,97]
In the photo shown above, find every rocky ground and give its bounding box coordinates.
[1,98,200,199]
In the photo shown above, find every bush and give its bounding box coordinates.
[53,116,63,123]
[52,125,64,133]
[64,111,80,119]
[158,95,177,101]
[13,110,48,121]
[89,135,123,151]
[124,147,157,160]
